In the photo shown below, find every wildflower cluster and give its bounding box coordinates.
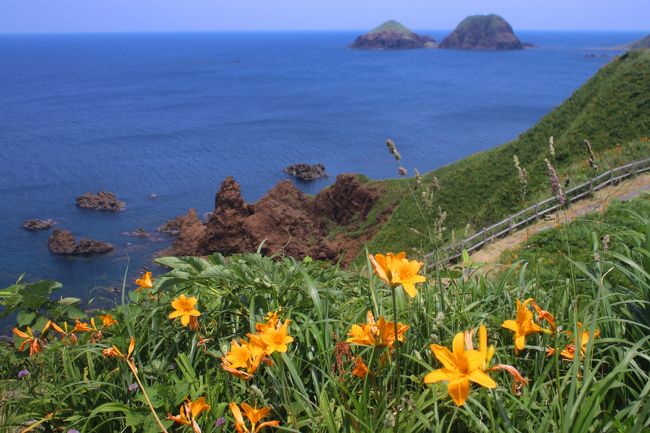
[221,311,293,381]
[13,314,118,357]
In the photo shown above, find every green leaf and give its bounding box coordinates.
[22,280,62,310]
[16,310,36,327]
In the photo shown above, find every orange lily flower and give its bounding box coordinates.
[102,336,135,360]
[135,271,153,290]
[346,311,409,349]
[167,396,210,431]
[13,326,45,357]
[229,402,280,433]
[531,301,557,332]
[469,325,528,392]
[221,338,269,381]
[501,298,552,354]
[50,321,78,344]
[99,314,118,328]
[546,322,600,360]
[169,294,201,327]
[260,319,294,354]
[369,252,426,297]
[352,357,370,378]
[423,331,496,406]
[72,319,93,333]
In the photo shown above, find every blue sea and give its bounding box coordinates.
[0,30,642,316]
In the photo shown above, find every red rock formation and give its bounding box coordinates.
[162,174,383,264]
[48,229,114,255]
[76,191,126,212]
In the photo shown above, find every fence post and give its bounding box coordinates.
[508,217,514,233]
[589,179,594,195]
[534,203,539,221]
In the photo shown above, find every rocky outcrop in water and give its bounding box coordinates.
[439,14,523,50]
[350,20,436,50]
[23,219,56,231]
[76,191,125,212]
[162,174,384,263]
[283,163,327,181]
[122,228,150,238]
[48,230,114,255]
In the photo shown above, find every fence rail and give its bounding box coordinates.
[424,157,650,269]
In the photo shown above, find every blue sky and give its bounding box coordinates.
[1,0,648,33]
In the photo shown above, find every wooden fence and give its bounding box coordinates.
[424,157,650,269]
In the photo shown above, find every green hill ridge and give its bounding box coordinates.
[628,34,650,50]
[363,49,650,258]
[370,20,413,35]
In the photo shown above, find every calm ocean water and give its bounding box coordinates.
[0,31,642,314]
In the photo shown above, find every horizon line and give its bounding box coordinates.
[0,28,648,36]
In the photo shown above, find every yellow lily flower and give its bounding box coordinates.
[168,294,201,327]
[229,402,280,433]
[423,332,496,406]
[501,298,551,354]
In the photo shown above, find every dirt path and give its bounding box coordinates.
[470,173,650,265]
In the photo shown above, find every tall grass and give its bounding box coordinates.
[1,211,649,433]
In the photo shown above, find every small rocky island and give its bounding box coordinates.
[350,20,436,50]
[23,219,56,231]
[76,191,125,212]
[439,14,523,50]
[48,229,114,255]
[283,163,327,181]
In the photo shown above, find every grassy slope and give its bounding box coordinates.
[370,20,413,34]
[363,50,650,258]
[499,195,650,293]
[629,35,650,50]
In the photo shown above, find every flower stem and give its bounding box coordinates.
[127,360,169,433]
[391,286,401,433]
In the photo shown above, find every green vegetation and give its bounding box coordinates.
[366,49,650,258]
[628,34,650,50]
[370,20,413,35]
[500,195,650,293]
[2,210,650,432]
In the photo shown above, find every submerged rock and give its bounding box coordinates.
[350,20,436,50]
[283,163,327,181]
[439,14,524,50]
[76,191,125,212]
[23,219,56,231]
[122,228,150,238]
[48,229,113,255]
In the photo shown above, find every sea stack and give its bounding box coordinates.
[350,20,436,50]
[439,14,523,50]
[48,229,114,255]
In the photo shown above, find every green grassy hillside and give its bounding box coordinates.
[370,20,413,34]
[365,50,650,258]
